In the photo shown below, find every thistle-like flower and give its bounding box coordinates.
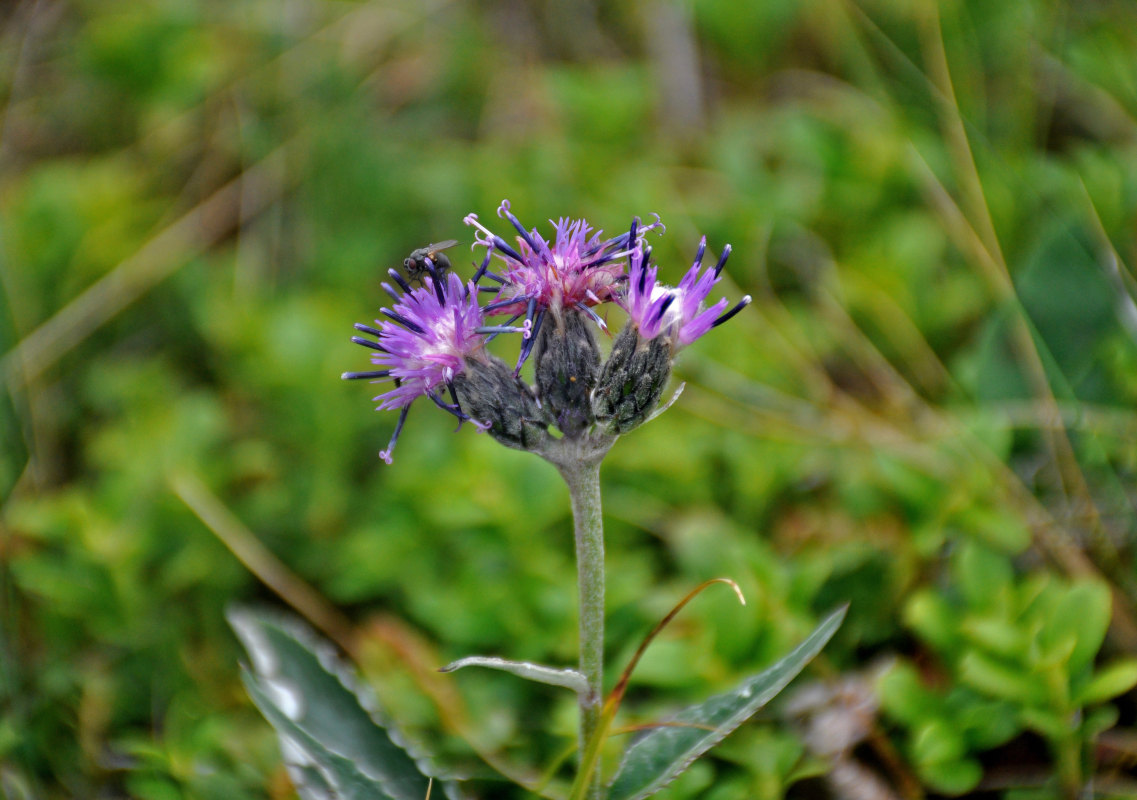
[342,271,487,463]
[592,238,751,434]
[621,237,751,352]
[464,200,663,370]
[346,206,752,459]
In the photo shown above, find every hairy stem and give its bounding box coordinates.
[559,455,605,800]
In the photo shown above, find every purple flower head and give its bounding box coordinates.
[342,271,487,463]
[622,237,752,351]
[464,200,664,334]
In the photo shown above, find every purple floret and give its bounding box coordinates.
[464,199,664,325]
[370,273,483,408]
[622,237,752,351]
[343,271,486,463]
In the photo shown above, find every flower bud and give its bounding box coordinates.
[591,322,671,434]
[452,355,549,451]
[534,312,602,438]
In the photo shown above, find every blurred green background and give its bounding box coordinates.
[3,0,1137,797]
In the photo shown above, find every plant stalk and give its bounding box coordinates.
[560,456,605,800]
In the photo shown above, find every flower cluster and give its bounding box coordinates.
[345,201,751,463]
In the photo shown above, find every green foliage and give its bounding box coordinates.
[3,0,1137,797]
[881,541,1137,794]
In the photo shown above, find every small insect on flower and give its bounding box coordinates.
[402,240,458,286]
[342,271,488,464]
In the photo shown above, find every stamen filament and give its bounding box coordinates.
[426,264,446,303]
[515,309,545,374]
[351,336,387,352]
[380,309,426,334]
[472,251,494,284]
[713,244,732,277]
[379,404,411,465]
[341,370,391,380]
[692,236,706,267]
[388,268,412,294]
[711,295,752,327]
[499,200,540,252]
[575,302,609,333]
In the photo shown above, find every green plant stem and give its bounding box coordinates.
[559,456,605,800]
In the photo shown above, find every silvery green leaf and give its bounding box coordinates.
[440,656,588,693]
[229,607,460,800]
[606,605,847,800]
[243,671,395,800]
[283,757,337,800]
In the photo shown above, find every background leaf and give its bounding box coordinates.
[229,608,449,800]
